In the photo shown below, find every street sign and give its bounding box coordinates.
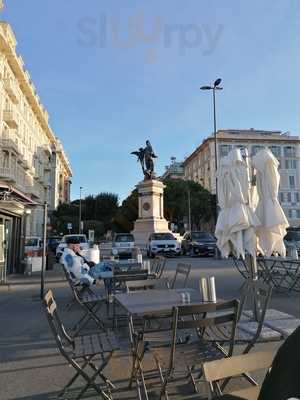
[88,230,95,243]
[67,223,72,232]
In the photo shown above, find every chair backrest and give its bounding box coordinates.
[203,350,275,399]
[238,279,272,353]
[170,263,191,289]
[151,256,166,278]
[164,300,240,374]
[62,263,85,302]
[44,290,73,355]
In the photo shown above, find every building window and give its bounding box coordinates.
[269,146,281,158]
[285,159,297,169]
[297,210,300,219]
[251,145,264,156]
[219,145,231,158]
[284,146,296,157]
[288,209,293,219]
[289,176,296,188]
[236,145,247,153]
[287,192,292,202]
[295,193,300,203]
[280,192,285,203]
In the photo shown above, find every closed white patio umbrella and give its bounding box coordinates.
[215,148,261,259]
[252,149,289,257]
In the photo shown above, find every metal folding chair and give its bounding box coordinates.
[134,300,239,399]
[62,264,106,335]
[151,256,167,278]
[202,350,275,399]
[44,290,119,400]
[170,262,191,289]
[108,270,149,328]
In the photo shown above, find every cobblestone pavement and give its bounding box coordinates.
[0,257,298,399]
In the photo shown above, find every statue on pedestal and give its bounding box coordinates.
[131,140,157,180]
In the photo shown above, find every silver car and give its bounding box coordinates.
[112,233,135,259]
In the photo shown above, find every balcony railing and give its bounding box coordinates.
[3,78,19,104]
[0,138,19,154]
[3,110,18,129]
[0,167,16,182]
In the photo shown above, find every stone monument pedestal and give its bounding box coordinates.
[132,179,170,248]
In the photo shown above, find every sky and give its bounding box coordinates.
[2,1,300,202]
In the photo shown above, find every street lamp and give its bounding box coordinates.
[200,78,223,221]
[79,186,83,234]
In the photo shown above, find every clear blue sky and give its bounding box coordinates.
[2,1,300,202]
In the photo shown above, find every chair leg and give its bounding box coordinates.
[73,302,105,336]
[58,357,91,397]
[187,365,198,393]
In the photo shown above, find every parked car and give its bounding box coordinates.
[112,233,135,259]
[47,236,61,254]
[25,236,42,256]
[56,234,89,262]
[181,231,216,257]
[147,232,181,258]
[284,227,300,256]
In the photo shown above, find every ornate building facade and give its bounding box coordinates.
[0,21,72,275]
[183,129,300,226]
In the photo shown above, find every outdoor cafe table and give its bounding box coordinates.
[115,288,199,320]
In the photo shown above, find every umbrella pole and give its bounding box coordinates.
[249,254,259,321]
[245,254,259,321]
[250,255,258,281]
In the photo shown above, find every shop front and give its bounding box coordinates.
[0,187,36,282]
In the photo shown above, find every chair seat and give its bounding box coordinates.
[264,318,300,338]
[74,331,119,358]
[243,308,294,321]
[237,321,282,342]
[152,339,225,369]
[81,291,103,303]
[228,386,260,400]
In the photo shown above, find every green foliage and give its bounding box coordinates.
[50,181,215,237]
[50,192,119,236]
[163,178,215,229]
[113,189,138,232]
[83,220,105,238]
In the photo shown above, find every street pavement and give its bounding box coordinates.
[0,256,299,399]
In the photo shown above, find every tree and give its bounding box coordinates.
[163,178,215,232]
[113,189,138,232]
[50,192,119,236]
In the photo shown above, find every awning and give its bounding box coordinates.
[0,183,38,216]
[0,182,38,206]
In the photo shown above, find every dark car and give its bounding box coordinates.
[181,231,216,257]
[47,236,61,254]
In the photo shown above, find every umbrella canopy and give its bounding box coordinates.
[215,149,261,259]
[252,149,289,257]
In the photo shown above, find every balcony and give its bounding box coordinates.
[4,78,19,104]
[25,185,41,199]
[3,110,18,129]
[0,138,19,154]
[0,167,16,183]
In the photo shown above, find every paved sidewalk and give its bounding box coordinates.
[0,258,296,399]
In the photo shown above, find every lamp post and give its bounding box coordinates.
[200,78,223,221]
[187,189,191,232]
[40,201,48,300]
[79,186,83,234]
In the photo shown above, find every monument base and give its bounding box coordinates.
[132,217,170,248]
[131,179,171,248]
